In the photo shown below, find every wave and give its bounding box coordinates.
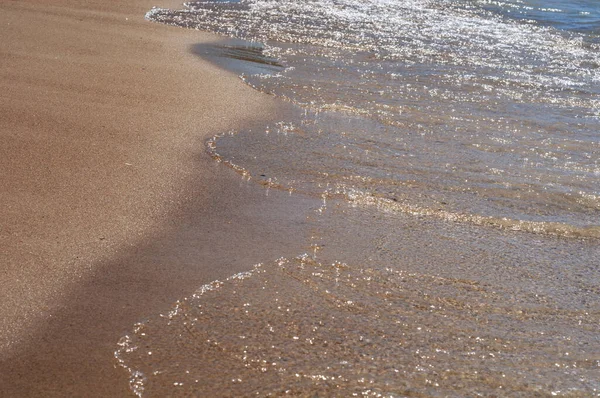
[116,255,600,396]
[207,131,600,239]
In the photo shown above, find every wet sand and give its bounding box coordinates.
[0,0,314,395]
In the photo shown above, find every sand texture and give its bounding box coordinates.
[0,0,313,395]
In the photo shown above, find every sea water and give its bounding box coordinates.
[116,0,600,395]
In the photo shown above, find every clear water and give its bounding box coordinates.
[116,0,600,396]
[148,0,600,237]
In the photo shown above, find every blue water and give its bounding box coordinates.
[462,0,600,34]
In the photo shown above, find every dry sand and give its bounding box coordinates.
[0,0,312,395]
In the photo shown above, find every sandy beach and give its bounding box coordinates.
[0,0,314,395]
[3,0,600,396]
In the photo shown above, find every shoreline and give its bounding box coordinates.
[3,1,599,396]
[0,1,315,395]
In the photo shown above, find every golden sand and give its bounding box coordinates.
[0,1,312,395]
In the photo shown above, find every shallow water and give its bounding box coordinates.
[116,0,600,395]
[149,0,600,237]
[117,202,600,396]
